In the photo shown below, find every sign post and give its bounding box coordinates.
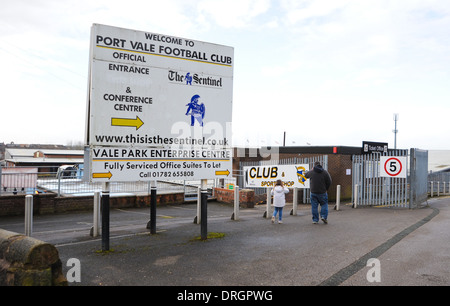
[146,180,157,234]
[380,156,407,178]
[362,141,388,154]
[101,182,110,251]
[85,24,234,248]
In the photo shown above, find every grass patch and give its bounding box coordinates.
[190,232,225,242]
[94,245,135,255]
[95,249,116,255]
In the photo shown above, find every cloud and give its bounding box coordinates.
[1,0,450,149]
[196,0,271,28]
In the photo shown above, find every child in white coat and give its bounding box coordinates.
[271,180,289,224]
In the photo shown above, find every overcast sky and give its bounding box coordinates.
[1,0,449,149]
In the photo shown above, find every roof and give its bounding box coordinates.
[5,148,36,157]
[279,146,362,155]
[5,148,83,157]
[4,148,84,166]
[4,157,84,164]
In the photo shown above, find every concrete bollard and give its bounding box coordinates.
[232,185,239,220]
[90,191,101,237]
[291,187,298,216]
[335,185,341,211]
[25,195,33,236]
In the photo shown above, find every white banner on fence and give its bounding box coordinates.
[1,168,38,188]
[243,164,310,188]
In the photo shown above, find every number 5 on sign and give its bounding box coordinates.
[380,156,407,178]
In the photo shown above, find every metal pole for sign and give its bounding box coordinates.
[195,187,201,224]
[101,182,110,251]
[291,187,298,216]
[200,179,208,240]
[265,187,272,218]
[147,180,157,234]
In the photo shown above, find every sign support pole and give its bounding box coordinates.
[101,182,110,251]
[200,179,208,240]
[265,187,272,218]
[291,187,298,216]
[195,187,201,224]
[147,180,157,234]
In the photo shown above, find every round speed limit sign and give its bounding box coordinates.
[380,156,407,178]
[384,158,402,176]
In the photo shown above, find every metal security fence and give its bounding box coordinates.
[352,148,429,209]
[0,166,214,197]
[352,150,409,208]
[428,172,450,197]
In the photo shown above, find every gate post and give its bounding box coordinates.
[409,148,429,209]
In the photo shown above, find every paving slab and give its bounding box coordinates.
[1,197,447,286]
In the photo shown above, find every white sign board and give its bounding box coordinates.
[85,24,234,182]
[244,164,310,188]
[380,156,407,178]
[86,24,233,148]
[89,147,232,182]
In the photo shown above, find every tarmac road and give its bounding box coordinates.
[0,196,449,286]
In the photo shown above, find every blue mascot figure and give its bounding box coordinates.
[185,94,205,126]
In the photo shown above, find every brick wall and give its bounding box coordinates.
[277,153,354,201]
[214,187,255,208]
[0,192,185,217]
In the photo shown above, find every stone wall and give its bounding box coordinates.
[0,229,67,286]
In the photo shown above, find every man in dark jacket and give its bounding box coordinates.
[305,162,332,224]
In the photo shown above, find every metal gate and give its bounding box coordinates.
[352,150,409,207]
[352,148,429,208]
[410,148,428,208]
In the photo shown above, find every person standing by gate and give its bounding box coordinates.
[271,180,289,224]
[305,162,332,224]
